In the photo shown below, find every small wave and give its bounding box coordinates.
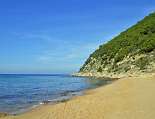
[39,100,53,105]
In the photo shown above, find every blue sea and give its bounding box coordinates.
[0,74,114,114]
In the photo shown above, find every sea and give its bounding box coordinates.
[0,74,114,114]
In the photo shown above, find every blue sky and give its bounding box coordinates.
[0,0,155,74]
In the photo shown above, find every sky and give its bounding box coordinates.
[0,0,155,74]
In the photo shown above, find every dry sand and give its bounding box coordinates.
[1,73,155,119]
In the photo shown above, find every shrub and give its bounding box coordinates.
[136,57,149,70]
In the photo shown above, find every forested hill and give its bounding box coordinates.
[79,12,155,76]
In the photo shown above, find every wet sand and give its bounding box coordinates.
[1,73,155,119]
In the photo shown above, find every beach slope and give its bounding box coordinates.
[1,73,155,119]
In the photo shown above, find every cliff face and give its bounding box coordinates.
[78,12,155,77]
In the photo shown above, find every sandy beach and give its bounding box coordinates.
[1,73,155,119]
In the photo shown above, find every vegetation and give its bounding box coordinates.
[97,67,103,72]
[80,12,155,73]
[136,57,149,70]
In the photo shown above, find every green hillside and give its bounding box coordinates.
[80,12,155,74]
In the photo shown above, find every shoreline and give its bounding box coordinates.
[72,72,130,79]
[1,89,84,116]
[0,76,116,116]
[0,78,114,117]
[1,72,155,119]
[72,71,155,79]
